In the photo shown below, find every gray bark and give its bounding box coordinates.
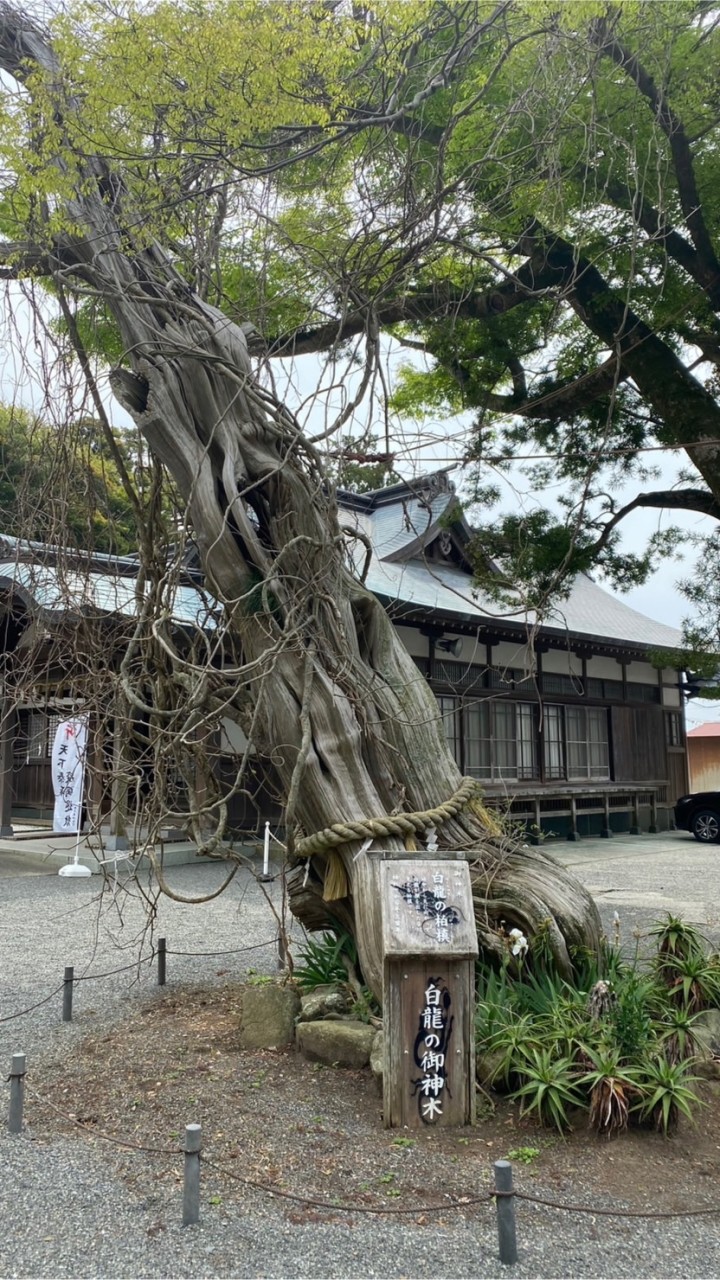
[0,2,602,996]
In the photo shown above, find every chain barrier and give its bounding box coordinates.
[0,983,65,1025]
[17,1081,720,1225]
[25,1085,182,1157]
[0,937,279,1024]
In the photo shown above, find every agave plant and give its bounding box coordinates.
[579,1047,636,1139]
[658,952,720,1014]
[631,1056,702,1135]
[658,1006,701,1065]
[649,914,707,965]
[512,1046,584,1132]
[483,1013,539,1089]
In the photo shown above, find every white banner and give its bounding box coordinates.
[51,716,88,834]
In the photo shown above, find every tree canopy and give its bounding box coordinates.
[0,0,716,621]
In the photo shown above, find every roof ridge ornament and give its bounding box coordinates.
[417,471,453,510]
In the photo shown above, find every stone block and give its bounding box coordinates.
[370,1030,384,1093]
[692,1009,720,1078]
[239,983,301,1049]
[296,1020,376,1068]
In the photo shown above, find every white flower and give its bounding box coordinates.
[613,911,620,924]
[508,927,528,956]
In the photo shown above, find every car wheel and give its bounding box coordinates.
[692,809,720,843]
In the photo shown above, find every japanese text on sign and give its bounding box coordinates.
[411,978,453,1123]
[393,869,462,944]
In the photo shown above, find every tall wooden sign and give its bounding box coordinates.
[381,859,478,1128]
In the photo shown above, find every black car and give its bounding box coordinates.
[674,792,720,842]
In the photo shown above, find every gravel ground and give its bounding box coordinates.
[1,838,720,1279]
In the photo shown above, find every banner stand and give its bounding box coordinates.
[58,782,91,877]
[58,862,91,878]
[53,717,92,879]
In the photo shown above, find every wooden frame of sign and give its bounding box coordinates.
[380,858,478,1129]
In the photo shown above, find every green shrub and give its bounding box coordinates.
[293,930,356,992]
[608,972,657,1060]
[475,912,719,1137]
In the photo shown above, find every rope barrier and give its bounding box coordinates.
[164,939,277,958]
[202,1156,491,1215]
[15,1080,720,1224]
[510,1189,720,1220]
[202,1159,720,1222]
[0,983,65,1024]
[72,956,154,982]
[25,1086,182,1157]
[0,939,279,1023]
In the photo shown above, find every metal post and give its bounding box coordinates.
[182,1123,201,1226]
[8,1053,25,1134]
[62,966,74,1022]
[630,792,641,835]
[157,937,166,987]
[649,790,658,834]
[494,1159,518,1266]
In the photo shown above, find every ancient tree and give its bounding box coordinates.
[0,1,606,992]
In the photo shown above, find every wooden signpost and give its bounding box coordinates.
[380,858,478,1128]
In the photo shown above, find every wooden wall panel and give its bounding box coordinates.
[12,759,53,809]
[667,752,689,803]
[611,706,666,781]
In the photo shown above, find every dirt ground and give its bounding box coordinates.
[22,981,720,1228]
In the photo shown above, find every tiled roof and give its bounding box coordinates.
[687,723,720,737]
[0,473,683,653]
[340,477,682,653]
[359,555,681,649]
[0,560,215,629]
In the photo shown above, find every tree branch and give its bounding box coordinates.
[482,354,627,420]
[260,258,560,356]
[591,487,720,559]
[511,224,720,500]
[0,240,51,277]
[592,17,720,301]
[599,176,714,301]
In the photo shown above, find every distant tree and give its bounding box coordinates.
[0,405,140,554]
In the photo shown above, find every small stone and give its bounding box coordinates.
[296,1020,376,1068]
[296,984,350,1022]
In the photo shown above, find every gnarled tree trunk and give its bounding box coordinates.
[0,3,601,997]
